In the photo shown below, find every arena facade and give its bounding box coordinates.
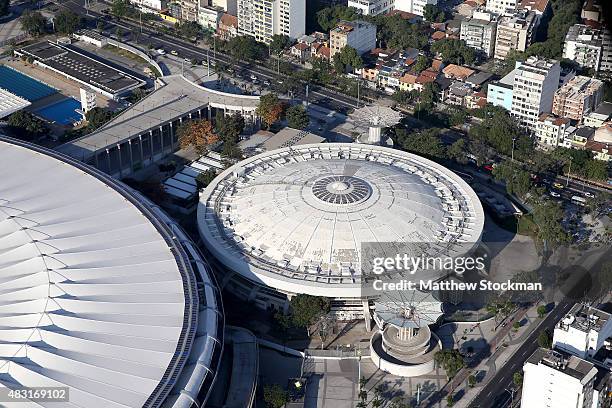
[198,143,485,322]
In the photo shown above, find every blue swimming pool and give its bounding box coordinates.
[0,66,57,102]
[36,98,82,125]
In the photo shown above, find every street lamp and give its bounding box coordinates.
[511,136,517,162]
[566,157,572,187]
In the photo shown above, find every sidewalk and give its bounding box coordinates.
[439,302,547,408]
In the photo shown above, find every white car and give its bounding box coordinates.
[583,191,595,198]
[156,48,166,55]
[550,191,561,198]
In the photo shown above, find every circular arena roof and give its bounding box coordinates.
[0,138,222,408]
[198,143,485,298]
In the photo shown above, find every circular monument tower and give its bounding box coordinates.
[350,105,403,145]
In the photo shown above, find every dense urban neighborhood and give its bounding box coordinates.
[0,0,611,407]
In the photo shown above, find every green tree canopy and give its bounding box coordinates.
[177,21,201,39]
[447,138,468,164]
[21,11,46,37]
[195,169,217,189]
[531,200,569,246]
[216,112,245,159]
[85,107,114,131]
[423,4,445,22]
[111,0,131,17]
[434,349,465,378]
[226,35,266,61]
[263,384,288,408]
[269,34,291,55]
[332,45,363,72]
[256,93,286,128]
[413,54,432,73]
[289,294,330,330]
[431,38,476,65]
[7,110,48,140]
[286,105,310,129]
[54,10,82,35]
[492,162,532,198]
[538,330,552,348]
[316,5,360,32]
[395,128,446,160]
[513,371,523,387]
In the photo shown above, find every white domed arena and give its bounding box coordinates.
[0,137,223,407]
[198,143,485,319]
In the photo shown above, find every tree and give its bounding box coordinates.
[447,139,468,164]
[96,20,104,31]
[582,159,608,181]
[332,45,363,73]
[513,321,521,331]
[492,162,532,198]
[226,35,266,61]
[263,384,288,408]
[111,0,130,17]
[7,111,48,139]
[177,120,219,155]
[434,349,465,378]
[54,10,81,35]
[286,105,310,129]
[216,113,244,159]
[423,4,445,23]
[431,38,476,65]
[21,11,46,36]
[177,21,201,39]
[513,371,523,387]
[395,128,446,160]
[269,34,291,55]
[316,5,360,32]
[0,0,9,16]
[115,26,124,39]
[448,107,468,127]
[289,294,330,334]
[538,330,552,349]
[467,374,476,388]
[85,107,114,131]
[195,169,217,189]
[537,305,547,318]
[256,93,286,128]
[446,394,455,407]
[587,192,610,218]
[531,200,570,246]
[413,54,432,73]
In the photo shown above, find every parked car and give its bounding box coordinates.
[583,191,595,198]
[552,182,564,189]
[170,50,178,56]
[156,48,166,55]
[549,191,561,198]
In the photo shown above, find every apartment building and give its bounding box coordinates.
[521,348,598,408]
[553,304,612,360]
[552,76,604,122]
[601,28,612,72]
[535,113,571,149]
[494,10,536,60]
[212,0,237,14]
[485,0,517,15]
[394,0,438,17]
[460,14,497,58]
[198,2,223,30]
[487,66,517,110]
[329,20,377,59]
[237,0,305,43]
[563,25,604,71]
[348,0,394,16]
[181,0,199,21]
[510,56,560,130]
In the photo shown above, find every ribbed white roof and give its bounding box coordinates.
[198,143,485,298]
[0,139,201,407]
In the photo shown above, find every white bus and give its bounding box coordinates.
[571,195,586,206]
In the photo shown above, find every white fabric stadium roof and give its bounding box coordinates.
[0,138,219,407]
[0,89,31,119]
[198,143,485,298]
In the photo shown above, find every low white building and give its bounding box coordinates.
[535,113,571,149]
[553,304,612,360]
[348,0,394,16]
[198,3,223,30]
[394,0,438,17]
[521,349,599,408]
[130,0,165,11]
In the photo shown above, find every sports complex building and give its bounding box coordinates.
[197,143,485,323]
[0,136,224,407]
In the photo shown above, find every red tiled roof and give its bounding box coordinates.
[400,73,418,84]
[431,31,446,40]
[318,46,330,59]
[388,10,419,20]
[431,59,444,71]
[519,0,549,13]
[443,64,475,79]
[293,43,309,51]
[585,140,612,156]
[219,13,238,28]
[416,74,436,85]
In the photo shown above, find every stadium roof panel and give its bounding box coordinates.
[0,137,221,408]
